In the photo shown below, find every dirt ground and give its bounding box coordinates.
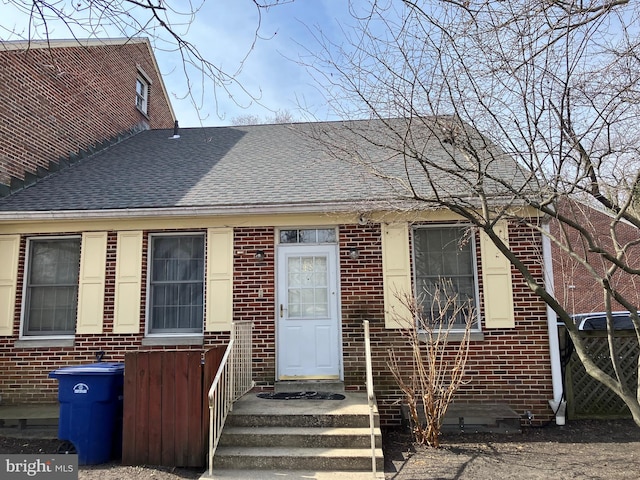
[384,419,640,479]
[1,419,639,479]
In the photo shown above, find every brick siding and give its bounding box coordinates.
[551,200,640,314]
[0,222,554,426]
[0,41,175,186]
[233,227,277,384]
[233,223,553,425]
[0,231,227,404]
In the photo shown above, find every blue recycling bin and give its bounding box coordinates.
[49,362,124,465]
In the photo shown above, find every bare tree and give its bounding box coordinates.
[305,0,640,424]
[1,0,294,122]
[388,283,472,447]
[231,109,296,125]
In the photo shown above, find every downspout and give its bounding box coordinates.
[542,221,566,424]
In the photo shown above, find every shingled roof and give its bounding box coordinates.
[0,119,527,217]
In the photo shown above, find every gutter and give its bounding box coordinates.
[0,196,534,223]
[0,201,385,222]
[542,220,566,424]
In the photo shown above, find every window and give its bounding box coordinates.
[287,255,329,319]
[413,226,479,330]
[23,237,81,336]
[279,228,337,244]
[148,234,205,334]
[136,76,149,114]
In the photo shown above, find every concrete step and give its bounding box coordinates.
[201,469,385,479]
[219,426,382,448]
[226,412,375,428]
[226,392,379,429]
[212,392,383,475]
[213,446,384,471]
[274,381,345,393]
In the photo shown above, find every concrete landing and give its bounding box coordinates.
[401,402,522,434]
[0,404,59,438]
[0,403,59,421]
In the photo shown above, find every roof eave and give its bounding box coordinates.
[0,195,536,223]
[0,201,387,222]
[1,37,150,52]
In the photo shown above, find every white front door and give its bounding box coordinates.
[276,244,341,380]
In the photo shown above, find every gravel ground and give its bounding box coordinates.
[1,419,639,479]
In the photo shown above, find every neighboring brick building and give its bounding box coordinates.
[0,120,559,426]
[550,199,640,315]
[0,37,175,194]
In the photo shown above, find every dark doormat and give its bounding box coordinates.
[257,391,345,400]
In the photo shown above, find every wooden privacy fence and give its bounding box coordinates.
[122,348,225,468]
[561,328,639,419]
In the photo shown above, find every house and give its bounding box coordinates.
[550,198,640,315]
[0,118,560,426]
[0,37,175,195]
[548,199,640,420]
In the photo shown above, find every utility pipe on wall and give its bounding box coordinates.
[542,221,566,424]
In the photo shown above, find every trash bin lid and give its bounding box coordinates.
[49,362,124,377]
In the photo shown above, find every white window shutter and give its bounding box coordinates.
[206,228,234,332]
[113,231,143,334]
[480,221,515,328]
[0,235,20,336]
[382,223,413,329]
[77,232,108,334]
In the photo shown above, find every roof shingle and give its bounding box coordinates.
[0,119,526,214]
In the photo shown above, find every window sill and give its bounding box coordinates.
[136,105,150,120]
[15,338,75,348]
[418,331,484,343]
[142,336,204,346]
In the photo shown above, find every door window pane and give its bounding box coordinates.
[280,228,336,244]
[298,230,317,243]
[287,255,329,318]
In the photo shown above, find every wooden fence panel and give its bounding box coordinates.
[122,350,212,468]
[134,352,150,463]
[188,352,204,467]
[147,351,164,465]
[173,352,191,466]
[160,352,176,466]
[562,329,639,419]
[122,353,137,465]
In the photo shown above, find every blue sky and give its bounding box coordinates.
[1,0,357,127]
[161,0,353,126]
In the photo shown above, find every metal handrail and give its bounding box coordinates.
[363,319,377,477]
[207,321,253,476]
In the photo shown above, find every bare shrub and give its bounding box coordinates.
[388,284,473,447]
